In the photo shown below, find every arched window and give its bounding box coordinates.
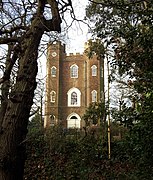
[91,90,97,102]
[51,66,56,77]
[67,113,81,128]
[91,65,97,76]
[67,88,81,107]
[50,91,56,103]
[70,64,78,78]
[50,114,55,126]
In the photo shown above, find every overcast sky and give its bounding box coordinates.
[38,0,89,77]
[65,0,89,54]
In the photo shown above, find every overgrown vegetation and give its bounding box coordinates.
[25,114,153,179]
[24,0,153,179]
[85,0,153,178]
[24,124,135,180]
[1,0,152,179]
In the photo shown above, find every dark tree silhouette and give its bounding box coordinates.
[0,1,72,179]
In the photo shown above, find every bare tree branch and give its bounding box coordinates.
[0,37,19,44]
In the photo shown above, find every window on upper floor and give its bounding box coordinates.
[91,65,97,76]
[70,64,78,78]
[50,91,56,103]
[71,92,77,105]
[51,66,56,77]
[91,90,97,102]
[67,87,81,107]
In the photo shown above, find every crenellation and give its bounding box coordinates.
[69,53,73,56]
[66,52,83,57]
[44,41,104,129]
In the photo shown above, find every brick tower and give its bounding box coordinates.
[44,41,104,129]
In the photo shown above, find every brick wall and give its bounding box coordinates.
[44,41,104,129]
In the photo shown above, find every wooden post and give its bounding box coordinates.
[107,59,111,159]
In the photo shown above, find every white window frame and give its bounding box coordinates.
[51,66,56,77]
[91,90,97,102]
[50,91,56,103]
[67,113,81,129]
[67,87,81,107]
[91,65,97,76]
[70,64,78,78]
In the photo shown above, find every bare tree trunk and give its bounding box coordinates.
[0,44,14,126]
[0,16,44,180]
[0,0,65,177]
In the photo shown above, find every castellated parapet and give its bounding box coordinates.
[44,41,104,129]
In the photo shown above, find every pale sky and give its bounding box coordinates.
[38,0,90,77]
[65,0,89,54]
[37,0,116,115]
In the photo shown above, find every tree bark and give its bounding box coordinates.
[0,0,63,178]
[0,16,45,180]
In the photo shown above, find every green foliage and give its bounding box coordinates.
[24,125,138,179]
[86,0,153,178]
[111,103,138,128]
[28,113,43,135]
[86,0,153,81]
[111,97,153,178]
[24,2,153,177]
[83,102,106,126]
[84,39,105,59]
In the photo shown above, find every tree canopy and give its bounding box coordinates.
[86,0,153,176]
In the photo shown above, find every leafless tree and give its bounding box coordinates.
[0,1,73,179]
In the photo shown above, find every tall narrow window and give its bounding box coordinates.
[91,65,97,76]
[51,66,56,77]
[70,64,78,78]
[50,114,55,126]
[71,92,77,105]
[67,88,81,107]
[50,91,56,103]
[91,90,97,102]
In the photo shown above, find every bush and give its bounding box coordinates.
[24,125,151,179]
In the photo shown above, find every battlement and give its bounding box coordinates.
[66,52,83,56]
[47,40,66,53]
[47,40,93,56]
[44,40,105,129]
[48,40,64,46]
